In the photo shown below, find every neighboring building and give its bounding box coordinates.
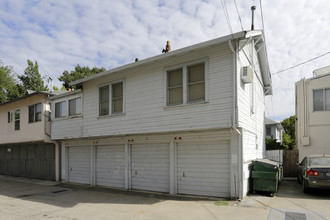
[265,118,283,144]
[296,66,330,162]
[51,30,272,199]
[0,91,62,181]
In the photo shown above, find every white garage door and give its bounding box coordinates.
[131,144,169,192]
[96,145,125,188]
[177,141,230,197]
[68,146,91,184]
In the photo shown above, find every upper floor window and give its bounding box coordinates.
[166,60,206,106]
[29,103,42,123]
[69,97,81,116]
[313,88,330,111]
[266,127,271,136]
[15,109,20,130]
[55,101,66,118]
[8,111,12,123]
[99,81,124,116]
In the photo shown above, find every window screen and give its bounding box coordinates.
[99,85,109,116]
[167,68,183,105]
[188,63,205,102]
[112,82,123,114]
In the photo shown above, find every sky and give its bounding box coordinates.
[1,0,330,122]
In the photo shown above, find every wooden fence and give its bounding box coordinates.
[283,149,299,177]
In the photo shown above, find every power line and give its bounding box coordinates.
[233,0,244,31]
[221,0,234,36]
[272,51,330,75]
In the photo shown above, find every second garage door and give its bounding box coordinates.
[177,141,230,197]
[96,145,125,188]
[131,144,169,192]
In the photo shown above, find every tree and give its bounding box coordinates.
[0,61,25,103]
[59,65,106,90]
[18,59,48,91]
[281,115,296,149]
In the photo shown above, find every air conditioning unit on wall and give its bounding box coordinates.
[241,66,253,83]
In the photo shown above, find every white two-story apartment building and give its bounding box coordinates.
[296,66,330,161]
[0,91,61,181]
[51,30,272,199]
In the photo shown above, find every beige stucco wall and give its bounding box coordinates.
[0,94,52,144]
[296,74,330,162]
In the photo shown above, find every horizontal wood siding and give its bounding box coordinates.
[237,40,266,197]
[51,43,233,139]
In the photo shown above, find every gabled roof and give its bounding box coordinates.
[70,30,272,94]
[265,118,283,129]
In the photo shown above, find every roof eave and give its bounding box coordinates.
[70,31,247,86]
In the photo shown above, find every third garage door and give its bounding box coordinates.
[131,144,169,192]
[96,145,125,188]
[177,141,230,197]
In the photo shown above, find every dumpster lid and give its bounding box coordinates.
[253,158,280,167]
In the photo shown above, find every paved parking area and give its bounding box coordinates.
[0,175,329,219]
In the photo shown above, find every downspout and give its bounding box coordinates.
[43,96,61,181]
[229,39,243,200]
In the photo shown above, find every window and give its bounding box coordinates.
[112,82,123,114]
[166,60,206,106]
[99,85,109,116]
[266,127,271,136]
[313,88,330,111]
[188,63,205,102]
[69,98,81,116]
[29,103,42,123]
[55,101,66,118]
[99,81,124,116]
[8,111,12,123]
[15,109,20,130]
[167,68,183,105]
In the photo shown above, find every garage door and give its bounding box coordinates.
[177,141,230,197]
[68,146,91,184]
[131,144,169,192]
[96,145,125,188]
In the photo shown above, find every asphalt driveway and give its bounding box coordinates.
[0,175,329,219]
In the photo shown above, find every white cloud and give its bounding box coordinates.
[1,0,330,122]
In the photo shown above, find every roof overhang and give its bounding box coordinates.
[70,30,272,96]
[245,30,272,95]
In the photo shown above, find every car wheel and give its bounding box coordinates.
[303,180,309,193]
[297,173,302,184]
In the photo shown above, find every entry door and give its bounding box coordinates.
[96,145,125,188]
[131,144,170,192]
[68,146,91,184]
[177,141,230,197]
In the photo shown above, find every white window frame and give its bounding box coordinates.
[55,101,67,118]
[164,58,208,107]
[8,111,13,123]
[313,88,330,112]
[29,103,42,123]
[53,94,83,120]
[97,79,126,118]
[14,109,20,131]
[69,97,82,116]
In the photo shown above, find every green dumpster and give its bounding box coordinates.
[252,159,282,197]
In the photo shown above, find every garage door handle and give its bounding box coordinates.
[183,172,185,177]
[135,170,137,175]
[70,167,72,171]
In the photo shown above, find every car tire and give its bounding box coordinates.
[297,174,302,184]
[303,180,309,193]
